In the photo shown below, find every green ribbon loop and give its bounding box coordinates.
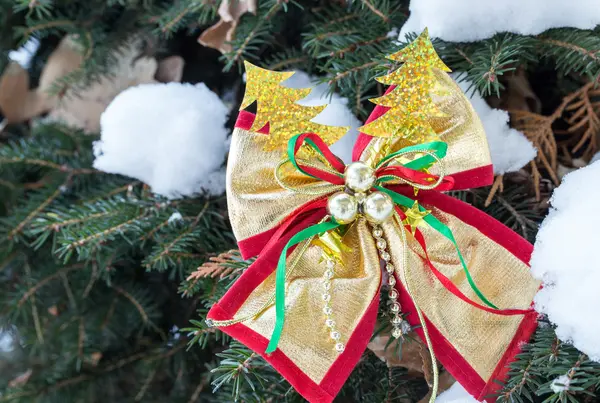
[376,141,448,171]
[266,219,341,354]
[375,185,499,310]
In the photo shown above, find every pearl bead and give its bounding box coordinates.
[344,162,375,192]
[335,342,345,352]
[364,191,394,224]
[327,192,358,224]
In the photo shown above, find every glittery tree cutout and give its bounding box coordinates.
[359,29,451,142]
[241,61,349,151]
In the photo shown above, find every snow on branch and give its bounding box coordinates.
[400,0,600,42]
[531,160,600,361]
[454,76,536,174]
[94,83,229,199]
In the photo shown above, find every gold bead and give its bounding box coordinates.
[364,192,394,224]
[344,162,375,192]
[327,192,358,224]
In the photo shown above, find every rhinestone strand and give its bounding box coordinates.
[371,225,412,339]
[322,258,345,353]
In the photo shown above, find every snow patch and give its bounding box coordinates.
[550,374,571,393]
[168,211,183,223]
[454,76,536,174]
[94,83,229,199]
[283,71,361,163]
[9,37,40,69]
[531,160,600,361]
[437,382,480,402]
[400,0,600,42]
[0,328,15,353]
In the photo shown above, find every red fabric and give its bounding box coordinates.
[208,209,380,403]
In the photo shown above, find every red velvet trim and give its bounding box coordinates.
[208,209,381,402]
[238,226,279,260]
[449,164,494,190]
[236,196,328,260]
[236,110,270,133]
[480,310,539,401]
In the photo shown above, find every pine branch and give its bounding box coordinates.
[222,0,289,71]
[539,28,600,82]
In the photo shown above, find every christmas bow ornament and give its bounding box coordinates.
[207,30,541,402]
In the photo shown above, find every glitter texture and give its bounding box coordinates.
[241,61,349,151]
[360,28,450,143]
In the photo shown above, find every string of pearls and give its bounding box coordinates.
[371,225,412,339]
[322,258,345,353]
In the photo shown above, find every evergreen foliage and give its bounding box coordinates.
[0,1,599,402]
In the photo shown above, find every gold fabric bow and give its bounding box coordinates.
[207,31,541,403]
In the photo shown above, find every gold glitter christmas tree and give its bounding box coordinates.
[359,29,450,142]
[241,61,349,151]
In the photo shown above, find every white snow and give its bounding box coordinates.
[531,160,600,361]
[454,75,536,174]
[437,382,480,402]
[9,37,40,69]
[0,329,15,353]
[94,82,229,199]
[591,152,600,164]
[283,71,361,163]
[550,374,571,393]
[400,0,600,42]
[168,211,183,223]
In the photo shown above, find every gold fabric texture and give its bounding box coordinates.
[360,69,492,174]
[234,219,381,383]
[382,210,541,380]
[227,128,335,241]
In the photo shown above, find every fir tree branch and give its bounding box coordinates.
[329,60,379,83]
[7,177,67,240]
[17,263,87,308]
[360,0,390,23]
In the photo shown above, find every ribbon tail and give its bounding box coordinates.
[266,220,341,353]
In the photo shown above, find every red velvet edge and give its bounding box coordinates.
[389,188,537,402]
[208,210,381,402]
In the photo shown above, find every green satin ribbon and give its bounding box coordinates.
[375,141,448,171]
[266,219,341,353]
[266,139,497,354]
